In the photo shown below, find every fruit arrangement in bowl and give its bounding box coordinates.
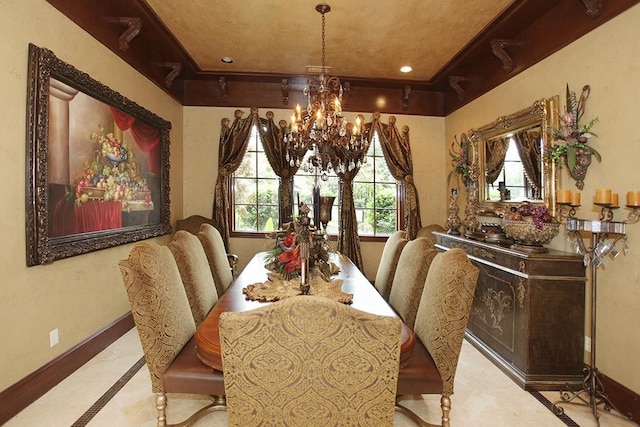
[502,202,559,253]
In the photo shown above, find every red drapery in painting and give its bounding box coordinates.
[50,199,122,236]
[74,200,122,233]
[110,107,160,174]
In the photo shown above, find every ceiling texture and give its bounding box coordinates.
[45,0,637,116]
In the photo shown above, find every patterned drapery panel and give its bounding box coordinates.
[370,113,422,240]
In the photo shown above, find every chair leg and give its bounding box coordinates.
[157,393,168,427]
[440,395,451,427]
[156,393,227,427]
[394,394,452,427]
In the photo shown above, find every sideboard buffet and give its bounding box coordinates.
[433,232,586,391]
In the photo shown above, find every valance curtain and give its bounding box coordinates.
[513,129,542,195]
[370,113,422,240]
[484,137,510,185]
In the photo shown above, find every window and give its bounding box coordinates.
[353,132,399,236]
[232,126,280,232]
[486,138,533,201]
[231,126,401,237]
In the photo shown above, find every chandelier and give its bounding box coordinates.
[284,3,369,179]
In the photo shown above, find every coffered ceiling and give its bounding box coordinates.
[45,0,637,115]
[142,0,514,82]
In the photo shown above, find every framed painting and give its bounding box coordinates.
[25,43,172,266]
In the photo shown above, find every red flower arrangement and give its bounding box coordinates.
[265,219,334,280]
[277,233,302,275]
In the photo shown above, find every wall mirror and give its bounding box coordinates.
[467,95,559,217]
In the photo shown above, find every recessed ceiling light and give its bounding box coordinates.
[221,57,234,64]
[400,65,412,73]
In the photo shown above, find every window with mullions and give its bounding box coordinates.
[232,127,280,232]
[231,126,400,237]
[486,138,532,201]
[354,132,399,236]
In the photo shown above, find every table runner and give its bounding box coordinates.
[243,272,353,304]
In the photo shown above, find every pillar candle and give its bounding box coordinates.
[571,192,581,206]
[627,191,640,207]
[557,189,571,203]
[595,188,612,204]
[612,193,619,207]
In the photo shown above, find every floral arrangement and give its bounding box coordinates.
[264,218,334,280]
[73,125,151,206]
[547,84,601,174]
[447,134,472,185]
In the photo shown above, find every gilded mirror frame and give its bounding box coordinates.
[467,95,559,218]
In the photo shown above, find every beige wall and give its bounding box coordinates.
[182,107,446,279]
[446,4,640,393]
[0,0,184,390]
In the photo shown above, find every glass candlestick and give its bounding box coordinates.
[318,196,335,235]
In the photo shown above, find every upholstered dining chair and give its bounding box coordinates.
[177,215,239,276]
[374,230,408,301]
[168,230,219,326]
[219,295,403,427]
[197,223,235,297]
[415,223,446,247]
[119,242,226,426]
[388,237,438,329]
[395,248,479,427]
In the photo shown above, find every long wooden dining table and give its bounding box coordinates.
[194,251,417,372]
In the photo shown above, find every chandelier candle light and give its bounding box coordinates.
[284,3,370,179]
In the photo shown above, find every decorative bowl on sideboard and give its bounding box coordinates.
[502,220,560,253]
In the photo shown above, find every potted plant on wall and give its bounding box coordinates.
[547,84,600,190]
[447,133,473,187]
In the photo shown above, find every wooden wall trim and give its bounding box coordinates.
[45,0,639,116]
[0,312,134,425]
[600,372,640,422]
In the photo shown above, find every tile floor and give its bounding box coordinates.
[5,328,638,427]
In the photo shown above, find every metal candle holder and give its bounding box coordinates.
[552,202,638,425]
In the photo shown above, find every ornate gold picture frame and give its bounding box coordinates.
[25,43,172,266]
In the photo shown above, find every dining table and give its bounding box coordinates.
[194,250,417,372]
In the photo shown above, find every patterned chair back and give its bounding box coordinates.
[219,295,402,426]
[374,230,408,301]
[388,237,438,329]
[414,248,479,397]
[415,223,445,247]
[118,242,196,392]
[168,230,219,325]
[198,223,234,296]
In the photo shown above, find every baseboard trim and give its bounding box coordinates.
[600,371,639,422]
[0,312,134,425]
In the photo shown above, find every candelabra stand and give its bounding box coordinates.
[552,205,639,426]
[297,203,313,295]
[446,189,462,235]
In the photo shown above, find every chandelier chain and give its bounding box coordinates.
[321,11,326,71]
